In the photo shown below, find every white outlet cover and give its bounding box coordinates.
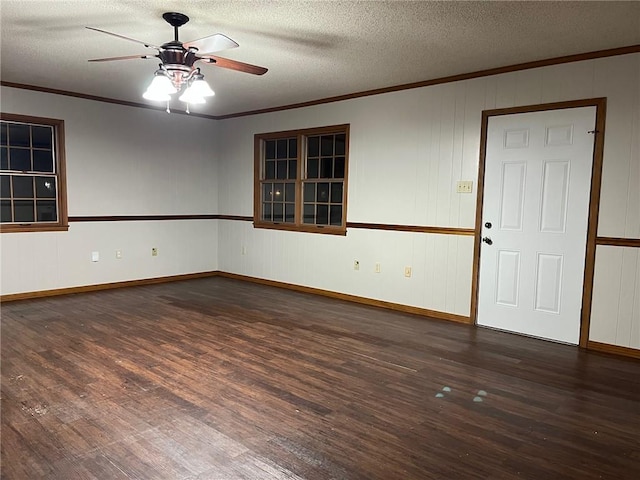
[91,251,99,262]
[456,180,473,193]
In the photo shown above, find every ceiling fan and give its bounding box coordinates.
[87,12,267,109]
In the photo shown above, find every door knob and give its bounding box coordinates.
[482,236,493,245]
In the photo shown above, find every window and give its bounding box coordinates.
[254,124,349,235]
[0,113,68,232]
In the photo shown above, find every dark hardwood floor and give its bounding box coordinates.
[1,277,639,479]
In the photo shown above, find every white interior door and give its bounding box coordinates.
[477,107,596,344]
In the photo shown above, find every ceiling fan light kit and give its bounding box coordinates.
[87,11,267,113]
[143,66,213,109]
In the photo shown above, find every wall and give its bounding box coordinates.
[216,53,640,347]
[0,87,219,294]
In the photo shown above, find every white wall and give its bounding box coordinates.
[588,54,640,349]
[216,53,640,344]
[591,246,640,349]
[0,87,219,295]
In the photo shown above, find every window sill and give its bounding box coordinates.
[1,224,69,233]
[253,221,346,236]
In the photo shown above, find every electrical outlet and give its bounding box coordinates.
[151,247,158,257]
[404,266,412,277]
[375,262,381,273]
[456,181,473,193]
[354,260,360,271]
[116,250,122,259]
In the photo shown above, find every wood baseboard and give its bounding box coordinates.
[0,270,470,324]
[0,270,473,324]
[7,272,639,363]
[0,271,220,302]
[217,271,473,324]
[587,341,640,360]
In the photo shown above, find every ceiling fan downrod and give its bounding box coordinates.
[162,12,189,42]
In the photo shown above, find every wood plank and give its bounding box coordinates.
[2,277,639,479]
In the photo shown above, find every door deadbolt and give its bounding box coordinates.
[484,222,492,229]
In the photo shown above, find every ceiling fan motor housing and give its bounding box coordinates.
[158,43,200,87]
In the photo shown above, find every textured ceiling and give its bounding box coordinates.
[1,1,639,117]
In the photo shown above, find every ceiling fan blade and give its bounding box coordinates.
[88,54,158,62]
[184,33,239,54]
[86,26,161,50]
[200,55,268,75]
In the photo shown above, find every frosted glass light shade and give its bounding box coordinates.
[189,78,215,97]
[148,74,177,94]
[179,86,206,104]
[142,89,171,101]
[143,73,177,101]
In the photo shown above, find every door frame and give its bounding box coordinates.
[471,98,607,348]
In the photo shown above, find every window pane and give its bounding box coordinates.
[321,135,333,156]
[0,199,11,222]
[9,124,30,147]
[307,158,319,178]
[32,126,53,149]
[330,205,343,226]
[276,160,287,179]
[0,175,10,198]
[13,176,34,198]
[35,177,56,198]
[335,134,346,155]
[9,148,31,171]
[263,183,273,201]
[33,150,54,173]
[285,203,295,223]
[307,136,319,157]
[276,139,288,159]
[285,183,295,202]
[36,200,57,222]
[303,204,315,224]
[14,200,34,222]
[273,202,284,221]
[317,182,329,203]
[288,159,297,179]
[265,140,276,160]
[320,158,332,178]
[1,147,7,170]
[317,204,329,225]
[288,138,297,158]
[262,202,272,221]
[331,182,343,203]
[303,183,315,202]
[334,157,345,178]
[274,183,284,201]
[0,123,7,145]
[265,160,275,179]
